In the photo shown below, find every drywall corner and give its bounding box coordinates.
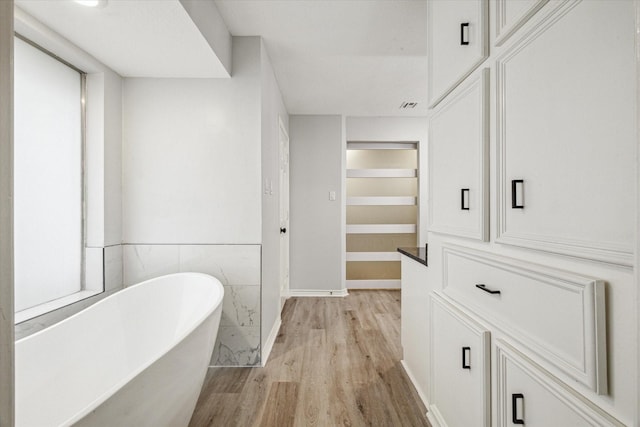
[180,0,232,77]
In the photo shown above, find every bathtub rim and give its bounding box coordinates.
[15,272,224,427]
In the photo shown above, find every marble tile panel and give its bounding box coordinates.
[220,285,260,327]
[104,245,123,291]
[123,244,180,286]
[211,325,261,367]
[179,245,261,286]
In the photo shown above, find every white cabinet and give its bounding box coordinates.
[495,0,636,266]
[428,293,490,427]
[442,244,607,394]
[428,69,489,241]
[493,0,549,46]
[427,0,488,107]
[400,254,431,407]
[416,0,638,425]
[495,340,624,427]
[426,245,619,426]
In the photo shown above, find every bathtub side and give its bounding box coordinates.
[15,273,224,427]
[73,303,223,427]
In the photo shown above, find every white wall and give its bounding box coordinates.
[86,69,123,292]
[637,8,640,423]
[260,40,289,353]
[0,1,14,424]
[123,37,261,245]
[103,72,123,247]
[346,117,429,246]
[122,37,287,367]
[288,116,427,294]
[289,115,345,293]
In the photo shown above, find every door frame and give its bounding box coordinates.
[278,116,290,312]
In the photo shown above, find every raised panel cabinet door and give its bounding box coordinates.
[495,0,635,266]
[427,0,488,107]
[428,293,490,427]
[441,244,608,395]
[428,69,489,241]
[495,340,624,427]
[494,0,549,46]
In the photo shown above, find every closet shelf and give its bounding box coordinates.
[347,142,416,150]
[346,251,402,262]
[346,224,416,234]
[347,169,417,178]
[347,196,416,206]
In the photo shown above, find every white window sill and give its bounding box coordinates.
[15,290,102,324]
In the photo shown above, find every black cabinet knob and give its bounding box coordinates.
[280,227,287,234]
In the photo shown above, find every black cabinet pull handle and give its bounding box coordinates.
[462,346,471,369]
[512,393,524,424]
[511,179,524,209]
[460,22,470,45]
[475,284,501,295]
[461,188,470,210]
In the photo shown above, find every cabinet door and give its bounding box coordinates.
[495,340,624,427]
[428,293,490,427]
[400,255,430,405]
[427,0,488,107]
[495,0,635,266]
[428,69,489,241]
[441,244,608,395]
[494,0,549,46]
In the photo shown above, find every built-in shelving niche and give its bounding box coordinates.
[345,142,418,289]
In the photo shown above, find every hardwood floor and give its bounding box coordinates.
[189,290,431,427]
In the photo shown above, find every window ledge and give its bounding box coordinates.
[15,290,102,324]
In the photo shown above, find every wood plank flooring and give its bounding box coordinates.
[189,290,430,427]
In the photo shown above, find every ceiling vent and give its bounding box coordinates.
[399,101,418,109]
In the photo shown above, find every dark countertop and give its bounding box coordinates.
[397,245,428,267]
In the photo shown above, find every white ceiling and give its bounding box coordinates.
[215,0,428,116]
[15,0,428,116]
[15,0,229,78]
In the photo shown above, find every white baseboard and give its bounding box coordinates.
[287,289,349,297]
[346,279,401,289]
[426,407,445,427]
[400,360,430,409]
[261,316,282,367]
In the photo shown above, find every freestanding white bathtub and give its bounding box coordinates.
[15,272,224,427]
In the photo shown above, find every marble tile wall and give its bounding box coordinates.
[104,245,123,292]
[85,245,123,292]
[85,247,103,291]
[123,244,261,367]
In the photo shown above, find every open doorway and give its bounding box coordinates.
[345,141,418,289]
